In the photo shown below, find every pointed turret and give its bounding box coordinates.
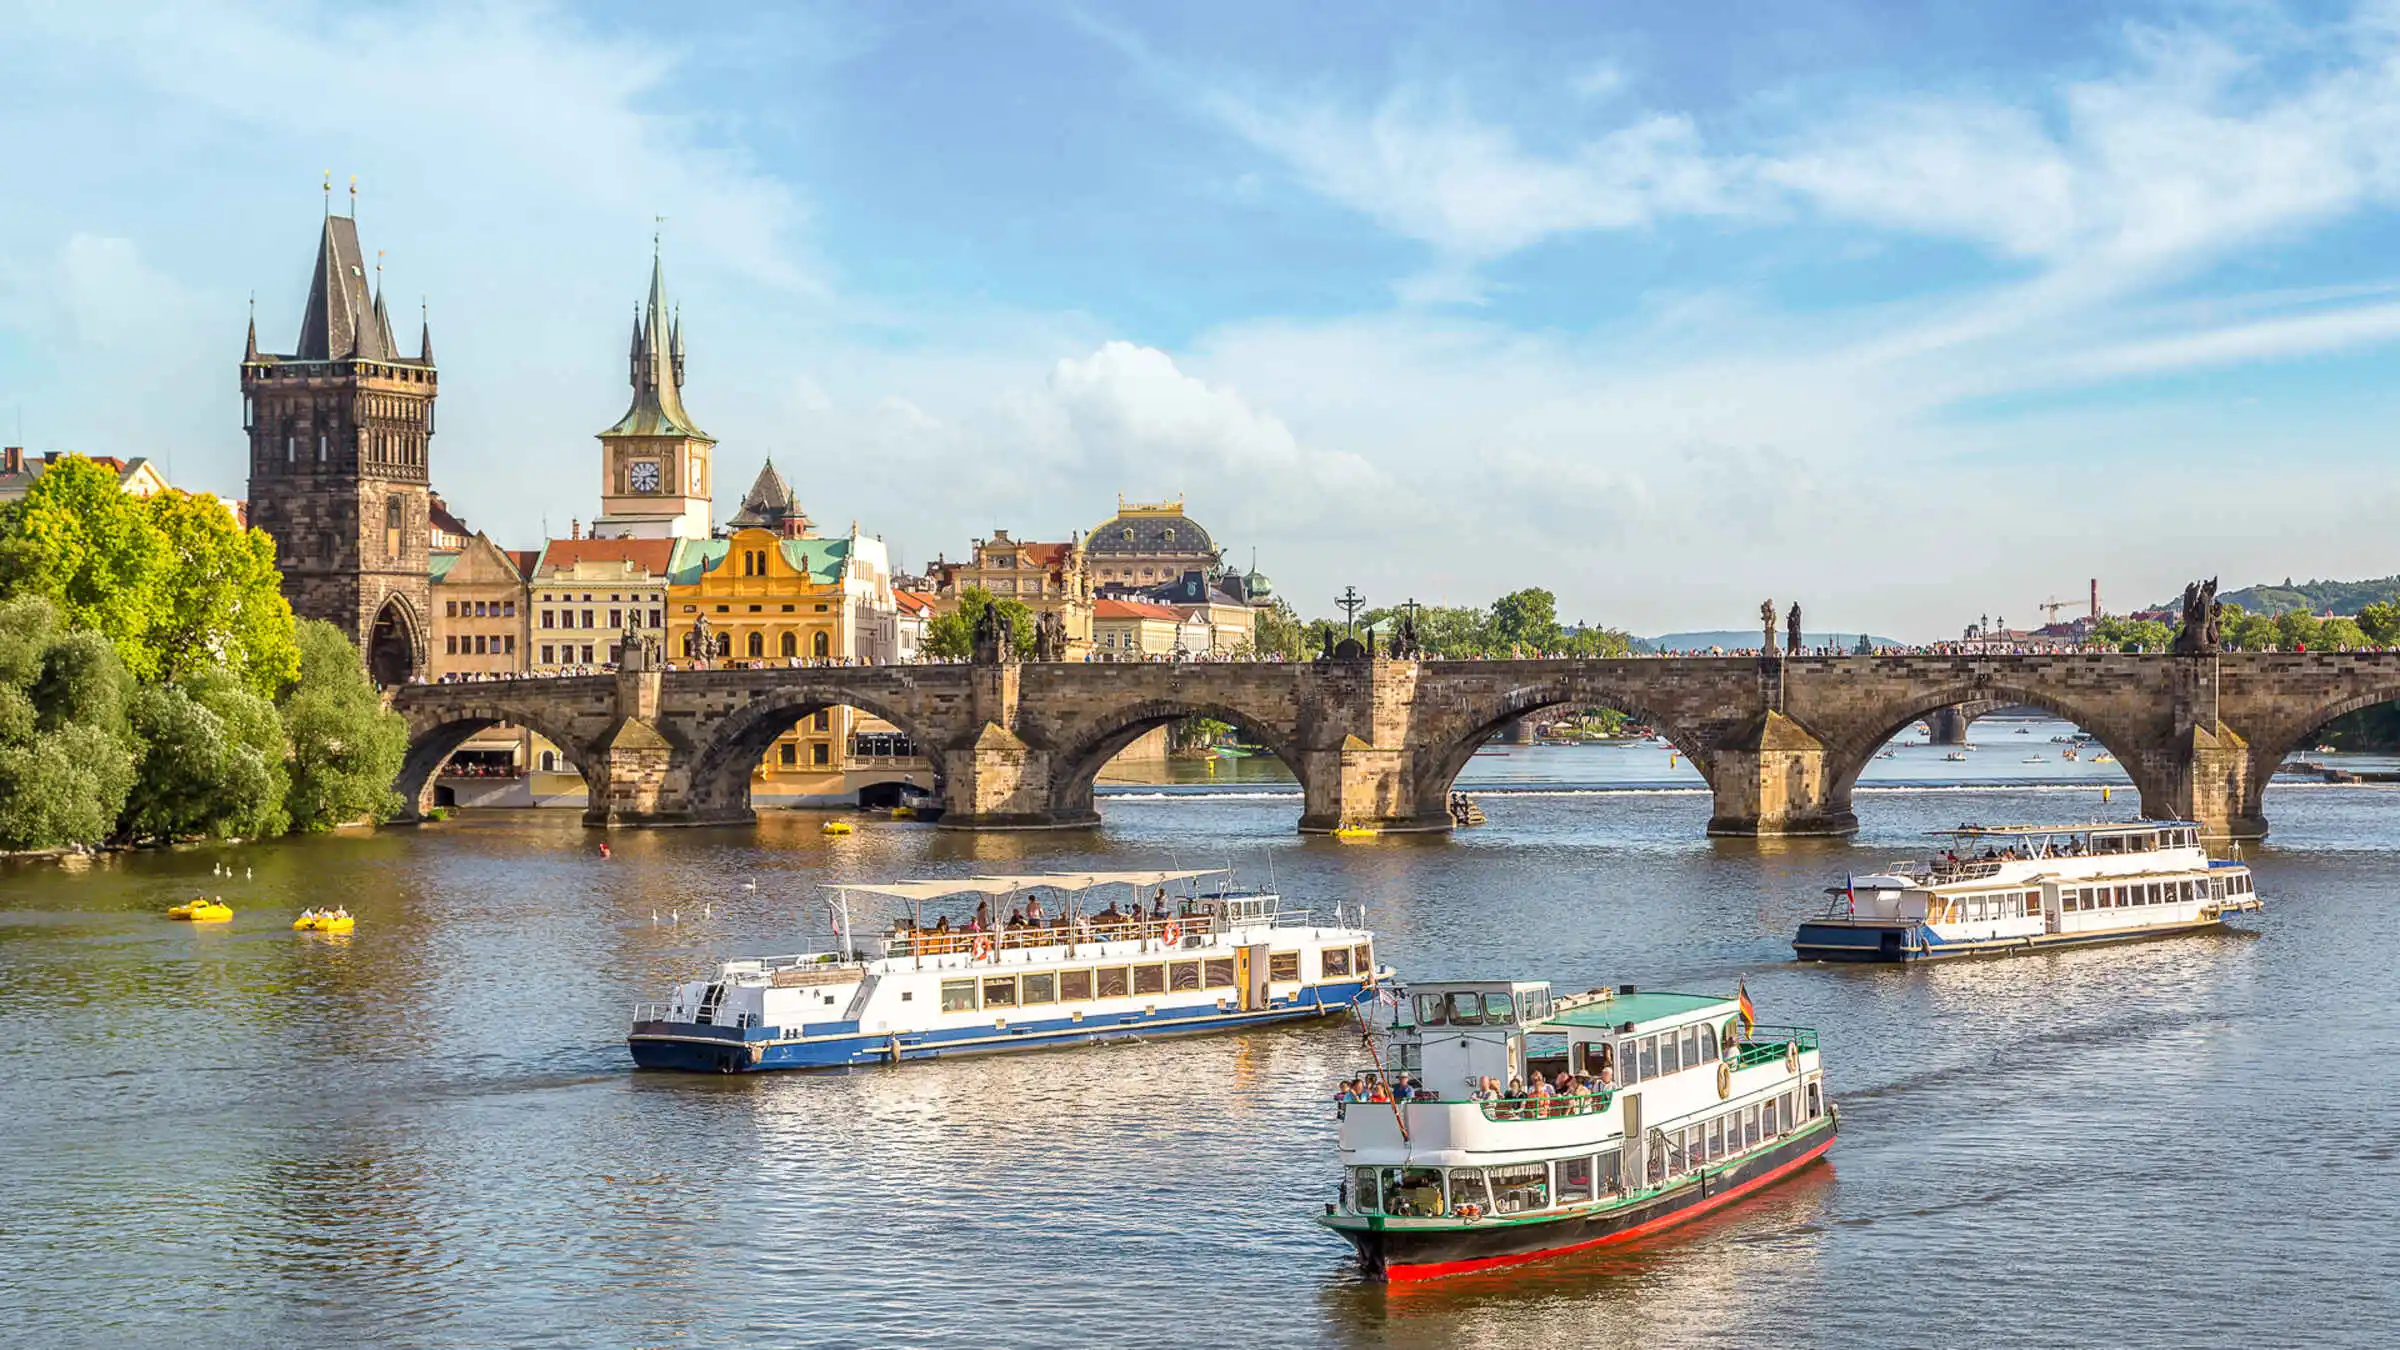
[419,305,434,365]
[600,244,707,439]
[295,215,377,360]
[363,283,395,363]
[244,307,259,362]
[728,457,809,538]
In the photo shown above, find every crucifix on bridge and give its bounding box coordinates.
[1334,586,1368,635]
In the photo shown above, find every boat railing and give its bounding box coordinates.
[1478,1089,1615,1121]
[1892,858,2005,882]
[882,912,1243,958]
[1728,1025,1818,1070]
[630,1001,761,1028]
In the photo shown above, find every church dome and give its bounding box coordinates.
[1245,568,1274,601]
[1088,498,1215,557]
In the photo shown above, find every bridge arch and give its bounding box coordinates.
[1042,698,1313,827]
[681,688,948,823]
[1410,681,1721,812]
[2233,675,2400,825]
[395,699,602,818]
[1821,681,2172,824]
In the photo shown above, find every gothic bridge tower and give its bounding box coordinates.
[241,199,436,685]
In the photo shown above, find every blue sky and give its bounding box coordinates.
[5,0,2400,638]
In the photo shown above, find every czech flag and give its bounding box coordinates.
[1736,978,1757,1037]
[1844,873,1858,916]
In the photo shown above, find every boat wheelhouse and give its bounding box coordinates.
[628,870,1387,1072]
[1792,821,2263,963]
[1321,981,1835,1281]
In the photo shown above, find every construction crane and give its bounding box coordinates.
[2037,596,2075,624]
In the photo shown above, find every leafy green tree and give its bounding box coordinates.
[2357,600,2400,647]
[1245,597,1307,660]
[2093,616,2174,652]
[1488,588,1563,655]
[147,488,299,696]
[280,620,409,831]
[0,456,173,680]
[2218,604,2275,652]
[0,596,139,851]
[1560,624,1634,658]
[921,587,1036,660]
[123,670,291,841]
[2318,617,2370,650]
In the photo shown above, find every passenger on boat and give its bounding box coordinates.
[1026,895,1045,923]
[932,915,950,934]
[1472,1076,1501,1100]
[973,900,992,930]
[1334,1078,1361,1103]
[1366,1079,1393,1103]
[1149,895,1168,920]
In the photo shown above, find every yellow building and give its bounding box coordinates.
[667,524,916,802]
[428,532,535,776]
[933,529,1093,653]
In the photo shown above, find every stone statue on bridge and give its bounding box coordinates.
[2172,578,2224,655]
[1761,599,1778,654]
[1033,610,1068,663]
[1787,602,1803,656]
[972,601,1019,666]
[1391,611,1422,660]
[688,613,723,667]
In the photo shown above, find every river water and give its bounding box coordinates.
[5,723,2397,1348]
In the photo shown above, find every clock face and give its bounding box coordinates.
[629,460,662,494]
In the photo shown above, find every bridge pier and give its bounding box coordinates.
[1704,711,1856,837]
[1924,706,1969,745]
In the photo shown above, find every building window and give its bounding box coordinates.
[385,497,403,557]
[446,636,458,655]
[317,434,328,462]
[582,610,594,628]
[781,632,797,657]
[503,600,516,617]
[541,645,554,664]
[446,601,458,618]
[747,632,764,658]
[608,609,621,629]
[779,742,797,766]
[812,743,830,765]
[542,610,554,629]
[504,636,515,655]
[473,635,487,655]
[813,631,830,658]
[581,645,594,664]
[814,710,831,731]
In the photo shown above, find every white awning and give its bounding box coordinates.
[826,879,1029,901]
[826,869,1224,901]
[970,869,1223,891]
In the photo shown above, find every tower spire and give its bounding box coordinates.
[245,293,258,361]
[419,297,433,364]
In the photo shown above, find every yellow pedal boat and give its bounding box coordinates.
[292,909,355,933]
[821,820,855,836]
[1331,825,1378,841]
[168,899,234,922]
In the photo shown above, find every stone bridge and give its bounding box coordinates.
[389,650,2400,840]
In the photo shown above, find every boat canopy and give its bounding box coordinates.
[828,869,1225,902]
[1929,822,2199,838]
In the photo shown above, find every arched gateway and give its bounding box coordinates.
[385,649,2400,840]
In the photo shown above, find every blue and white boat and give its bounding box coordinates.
[629,869,1389,1072]
[1792,821,2263,963]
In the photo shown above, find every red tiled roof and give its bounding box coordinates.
[1094,598,1186,621]
[506,549,541,576]
[894,590,940,616]
[536,537,676,576]
[1021,541,1074,568]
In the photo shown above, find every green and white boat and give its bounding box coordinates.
[1321,981,1836,1281]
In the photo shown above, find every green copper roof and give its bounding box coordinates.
[1540,990,1731,1030]
[428,552,459,581]
[666,536,851,587]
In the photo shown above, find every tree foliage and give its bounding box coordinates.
[1351,590,1634,659]
[279,620,410,832]
[0,457,296,695]
[0,597,139,851]
[2093,616,2175,652]
[123,670,291,842]
[922,587,1037,660]
[1245,597,1307,660]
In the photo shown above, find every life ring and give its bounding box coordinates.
[1784,1041,1800,1072]
[972,935,994,962]
[1162,921,1183,945]
[1716,1061,1732,1100]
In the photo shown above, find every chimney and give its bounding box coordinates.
[2089,578,2100,621]
[1,447,18,474]
[570,518,582,540]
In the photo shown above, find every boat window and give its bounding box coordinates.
[1415,994,1448,1026]
[1447,992,1485,1025]
[1096,967,1130,999]
[1353,942,1373,971]
[1685,1126,1706,1172]
[1203,959,1235,989]
[1378,1168,1445,1217]
[1487,1165,1550,1214]
[1060,970,1093,1001]
[1808,1081,1822,1119]
[1021,973,1057,1005]
[1485,993,1516,1024]
[1660,1030,1682,1075]
[1268,952,1300,982]
[1554,1155,1595,1204]
[1744,1105,1761,1147]
[1763,1096,1781,1135]
[1697,1023,1719,1063]
[1572,1040,1613,1076]
[982,976,1017,1008]
[1169,961,1202,992]
[1597,1148,1623,1194]
[1347,1167,1380,1214]
[1638,1036,1658,1080]
[1707,1116,1725,1160]
[940,979,978,1012]
[1321,947,1352,979]
[1446,1168,1493,1213]
[1616,1038,1639,1085]
[1133,964,1166,996]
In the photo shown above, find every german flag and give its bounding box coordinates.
[1736,978,1757,1037]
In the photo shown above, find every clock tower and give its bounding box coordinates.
[591,243,714,539]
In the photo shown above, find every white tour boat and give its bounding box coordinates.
[629,869,1388,1072]
[1319,980,1835,1281]
[1792,821,2263,962]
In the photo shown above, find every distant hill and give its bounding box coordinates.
[2153,575,2400,617]
[1639,630,1903,653]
